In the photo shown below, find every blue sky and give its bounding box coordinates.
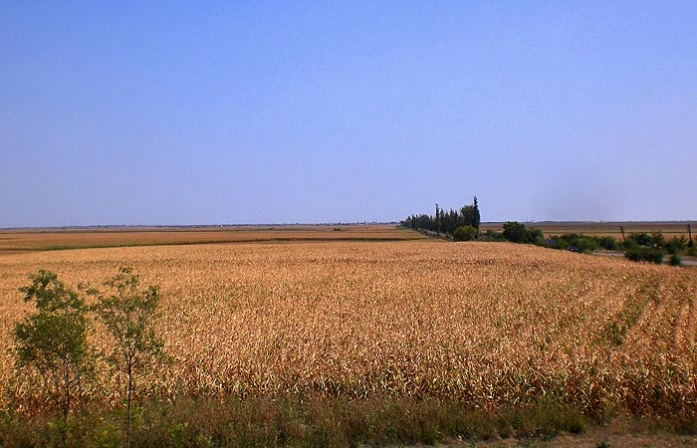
[2,2,696,227]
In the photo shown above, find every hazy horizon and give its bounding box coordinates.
[4,219,697,232]
[2,2,696,227]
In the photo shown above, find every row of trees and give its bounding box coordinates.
[622,231,695,265]
[13,268,163,447]
[494,222,695,265]
[402,197,481,240]
[402,199,693,267]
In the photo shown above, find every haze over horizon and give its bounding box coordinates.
[2,2,696,227]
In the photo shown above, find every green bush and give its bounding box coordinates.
[625,247,664,264]
[502,222,544,244]
[651,231,666,249]
[13,270,93,420]
[0,396,593,448]
[628,232,653,247]
[503,221,526,243]
[549,233,611,252]
[576,237,600,252]
[482,229,505,241]
[526,227,544,245]
[666,236,687,254]
[453,225,477,241]
[622,238,639,250]
[552,237,569,250]
[597,236,618,251]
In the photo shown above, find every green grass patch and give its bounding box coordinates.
[0,396,595,448]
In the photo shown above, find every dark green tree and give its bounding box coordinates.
[460,197,481,233]
[628,232,652,247]
[502,221,527,243]
[666,235,688,254]
[625,247,664,264]
[524,226,544,245]
[651,231,666,249]
[13,270,92,420]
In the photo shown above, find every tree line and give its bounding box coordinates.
[402,201,694,266]
[402,197,481,241]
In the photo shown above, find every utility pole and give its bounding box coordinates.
[688,223,693,247]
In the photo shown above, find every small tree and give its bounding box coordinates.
[525,227,544,245]
[13,270,92,420]
[453,225,477,241]
[628,232,652,247]
[666,235,687,254]
[460,197,481,233]
[651,231,666,249]
[502,221,526,243]
[670,253,683,266]
[91,267,164,447]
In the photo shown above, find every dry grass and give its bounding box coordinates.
[0,224,421,253]
[1,239,696,421]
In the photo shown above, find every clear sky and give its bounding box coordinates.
[2,2,696,227]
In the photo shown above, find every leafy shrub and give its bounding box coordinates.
[502,221,526,243]
[628,233,652,247]
[666,236,687,254]
[481,229,506,242]
[453,225,477,241]
[669,254,682,266]
[549,233,612,252]
[576,237,600,252]
[621,238,639,250]
[526,227,545,245]
[597,236,617,250]
[552,237,569,250]
[651,231,666,249]
[625,247,664,264]
[502,222,543,244]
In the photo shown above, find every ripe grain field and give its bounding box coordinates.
[0,224,421,254]
[2,234,696,418]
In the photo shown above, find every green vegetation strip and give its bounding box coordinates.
[0,396,597,448]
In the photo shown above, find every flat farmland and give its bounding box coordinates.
[482,221,695,239]
[0,224,422,254]
[1,235,696,426]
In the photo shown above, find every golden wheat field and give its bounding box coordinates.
[0,224,421,254]
[1,234,696,419]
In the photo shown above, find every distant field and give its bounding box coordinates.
[482,221,695,240]
[0,224,422,254]
[2,222,692,254]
